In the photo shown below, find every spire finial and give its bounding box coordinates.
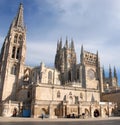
[60,37,62,49]
[12,3,25,29]
[71,38,75,50]
[97,50,98,56]
[114,66,117,78]
[80,44,84,64]
[65,36,68,48]
[57,40,60,51]
[109,64,112,78]
[103,66,105,79]
[81,44,83,53]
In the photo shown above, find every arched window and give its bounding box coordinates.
[68,71,71,82]
[75,96,78,104]
[77,69,79,80]
[11,46,16,58]
[27,91,30,98]
[57,91,60,98]
[80,93,83,99]
[14,34,18,43]
[16,48,20,59]
[18,35,23,44]
[48,71,52,80]
[48,71,52,84]
[11,65,17,75]
[23,74,29,81]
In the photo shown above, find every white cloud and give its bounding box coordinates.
[26,41,57,66]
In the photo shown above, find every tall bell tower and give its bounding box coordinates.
[0,3,26,102]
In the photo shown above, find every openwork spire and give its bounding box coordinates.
[13,3,24,29]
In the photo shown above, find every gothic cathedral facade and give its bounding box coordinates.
[0,4,118,118]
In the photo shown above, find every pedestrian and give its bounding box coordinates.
[41,114,44,120]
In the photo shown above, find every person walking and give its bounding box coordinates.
[41,114,44,120]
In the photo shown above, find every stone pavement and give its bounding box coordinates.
[0,117,120,122]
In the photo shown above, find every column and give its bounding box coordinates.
[63,105,66,118]
[49,102,57,119]
[90,105,94,118]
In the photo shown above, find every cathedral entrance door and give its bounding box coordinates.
[94,109,99,117]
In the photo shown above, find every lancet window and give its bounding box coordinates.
[11,64,17,75]
[11,46,16,58]
[14,34,18,43]
[57,91,61,98]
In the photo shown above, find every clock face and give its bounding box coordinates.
[87,69,95,80]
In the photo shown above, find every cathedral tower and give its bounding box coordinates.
[55,38,76,83]
[0,3,26,102]
[80,46,103,91]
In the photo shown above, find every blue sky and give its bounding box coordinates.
[0,0,120,79]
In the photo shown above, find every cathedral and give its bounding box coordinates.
[0,4,118,118]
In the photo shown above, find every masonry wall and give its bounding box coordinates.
[102,92,120,110]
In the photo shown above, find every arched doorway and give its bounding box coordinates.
[12,108,17,117]
[94,109,99,117]
[41,108,48,114]
[85,109,90,117]
[41,108,49,118]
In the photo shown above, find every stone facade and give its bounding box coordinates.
[0,4,118,118]
[31,84,111,118]
[102,89,120,116]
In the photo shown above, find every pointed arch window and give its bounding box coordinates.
[57,91,61,98]
[16,48,20,59]
[48,71,52,84]
[11,64,17,75]
[77,69,79,80]
[11,46,16,58]
[75,96,78,104]
[80,93,83,99]
[27,91,30,98]
[68,71,71,82]
[18,35,23,44]
[14,34,18,43]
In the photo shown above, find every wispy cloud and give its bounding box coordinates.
[31,0,120,68]
[26,41,57,66]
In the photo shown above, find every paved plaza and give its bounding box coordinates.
[0,117,120,125]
